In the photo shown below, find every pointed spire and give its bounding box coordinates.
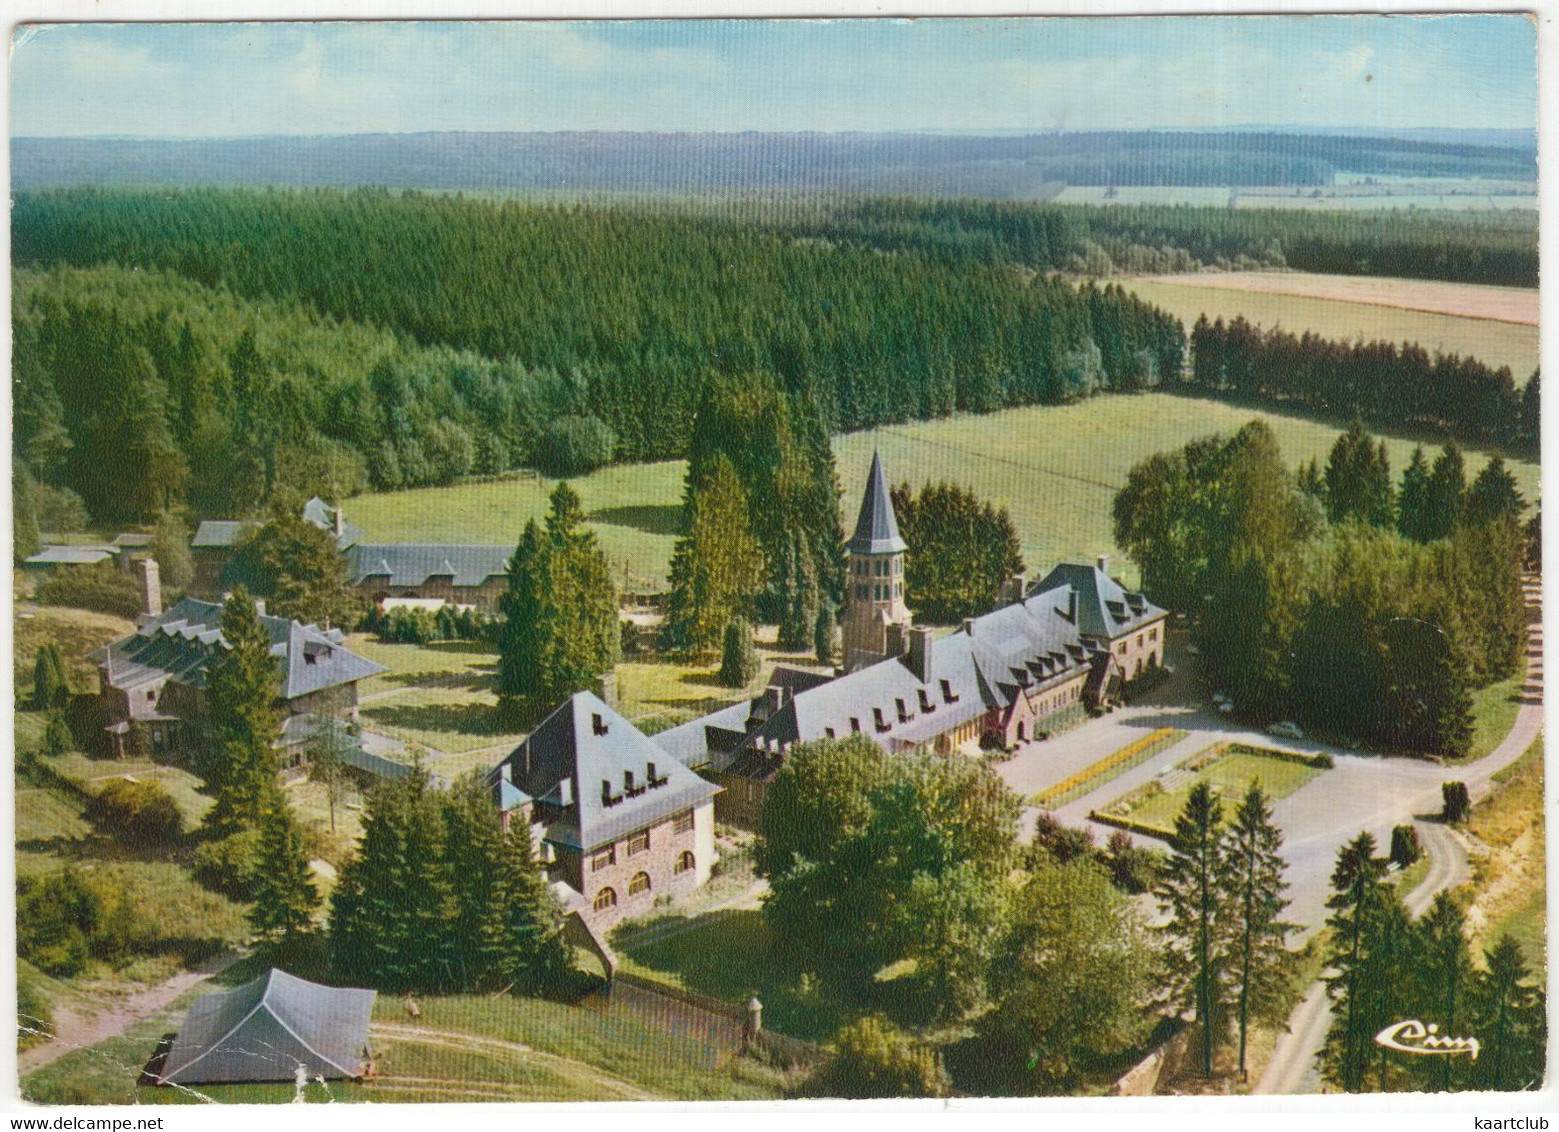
[847,450,907,555]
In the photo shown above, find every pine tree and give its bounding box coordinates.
[1470,935,1547,1092]
[32,643,70,711]
[330,764,455,992]
[1397,446,1431,542]
[718,618,760,688]
[1156,782,1234,1076]
[1423,443,1466,540]
[479,796,569,994]
[248,803,321,946]
[661,454,764,656]
[1410,892,1473,1092]
[202,587,281,830]
[496,521,546,706]
[1463,455,1525,528]
[1227,783,1296,1081]
[1320,832,1390,1092]
[779,532,819,652]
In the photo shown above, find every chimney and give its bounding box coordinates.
[908,627,933,683]
[1001,573,1027,605]
[962,617,976,637]
[140,558,162,618]
[1097,555,1110,577]
[334,507,345,537]
[558,777,574,807]
[253,598,266,617]
[885,621,907,657]
[1066,589,1078,621]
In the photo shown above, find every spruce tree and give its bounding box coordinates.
[330,764,455,992]
[480,797,569,994]
[1156,782,1234,1076]
[202,587,281,830]
[661,455,764,656]
[1397,446,1431,542]
[779,532,819,652]
[1463,455,1525,528]
[248,803,321,946]
[496,521,546,707]
[1423,443,1466,540]
[1411,892,1473,1092]
[1320,832,1390,1092]
[1227,783,1295,1081]
[1471,935,1547,1092]
[32,643,69,711]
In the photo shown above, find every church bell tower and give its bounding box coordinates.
[842,451,911,666]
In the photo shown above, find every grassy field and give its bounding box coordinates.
[345,394,1539,593]
[1113,745,1325,833]
[1465,674,1527,763]
[38,748,213,829]
[1466,735,1545,976]
[1137,271,1537,326]
[1123,279,1539,379]
[13,604,135,699]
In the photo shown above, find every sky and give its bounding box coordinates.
[9,16,1538,138]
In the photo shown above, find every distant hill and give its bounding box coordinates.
[11,130,1536,198]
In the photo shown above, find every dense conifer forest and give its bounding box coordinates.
[12,187,1182,523]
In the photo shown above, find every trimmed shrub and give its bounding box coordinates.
[193,828,262,900]
[805,1015,949,1098]
[85,778,184,846]
[43,714,73,757]
[1390,824,1422,869]
[718,618,760,688]
[1441,780,1471,824]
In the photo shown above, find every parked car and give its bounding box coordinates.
[1267,721,1304,739]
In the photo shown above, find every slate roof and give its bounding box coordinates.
[191,520,256,549]
[347,543,512,588]
[495,692,719,853]
[302,496,365,550]
[157,969,375,1085]
[23,546,118,566]
[846,451,907,555]
[92,596,384,701]
[663,580,1115,770]
[1030,561,1167,641]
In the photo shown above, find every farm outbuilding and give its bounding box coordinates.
[154,968,376,1085]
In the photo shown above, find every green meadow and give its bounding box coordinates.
[347,394,1540,593]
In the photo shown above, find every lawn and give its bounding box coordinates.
[614,909,850,1044]
[616,629,829,734]
[343,633,525,758]
[1466,735,1545,976]
[1464,674,1527,763]
[38,750,213,829]
[1113,745,1325,833]
[345,394,1539,592]
[13,604,135,698]
[1122,278,1539,379]
[16,787,91,843]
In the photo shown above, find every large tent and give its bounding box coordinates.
[155,968,376,1085]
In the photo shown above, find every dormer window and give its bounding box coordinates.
[592,712,608,736]
[873,707,890,733]
[896,697,911,723]
[940,678,959,704]
[850,717,861,733]
[918,688,934,713]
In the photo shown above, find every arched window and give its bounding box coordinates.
[675,851,695,875]
[593,887,617,912]
[629,872,651,896]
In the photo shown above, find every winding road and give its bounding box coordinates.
[1254,575,1542,1095]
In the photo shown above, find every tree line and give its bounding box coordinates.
[13,187,1185,529]
[1190,315,1539,455]
[800,197,1538,287]
[1114,420,1527,756]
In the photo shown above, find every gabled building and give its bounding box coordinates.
[488,692,720,929]
[653,454,1168,828]
[86,595,385,759]
[345,543,512,612]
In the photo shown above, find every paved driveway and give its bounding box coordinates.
[995,581,1543,938]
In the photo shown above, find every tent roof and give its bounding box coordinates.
[157,969,376,1085]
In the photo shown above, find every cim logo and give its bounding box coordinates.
[1374,1019,1480,1060]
